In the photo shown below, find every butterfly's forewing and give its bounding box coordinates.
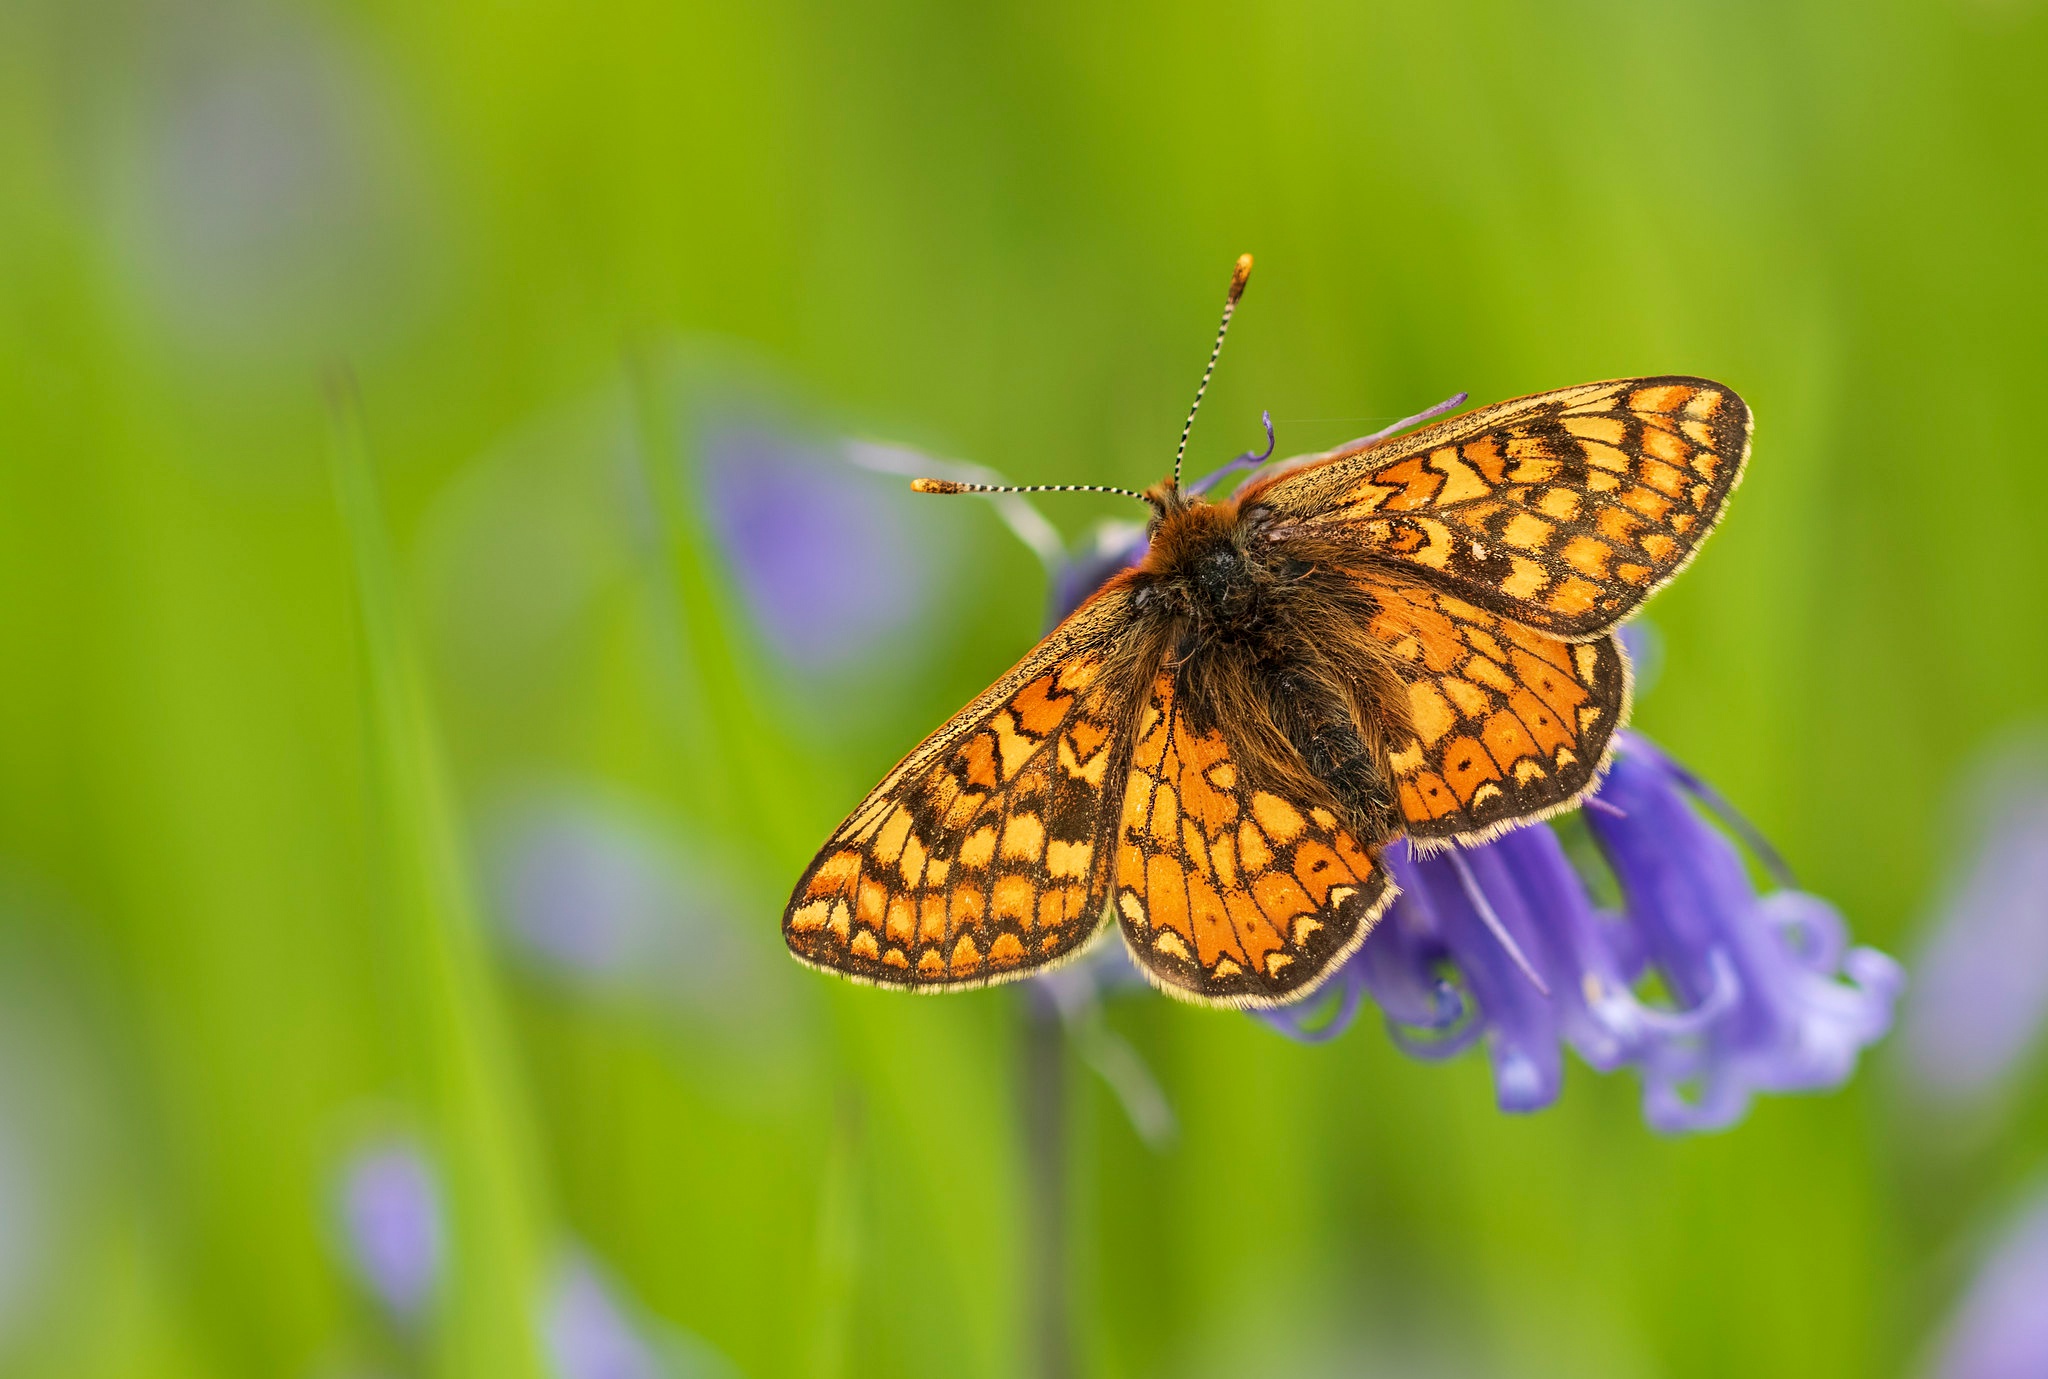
[1252,377,1749,640]
[1361,577,1629,843]
[1113,670,1393,1007]
[784,583,1152,989]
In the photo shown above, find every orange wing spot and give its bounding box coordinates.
[1582,440,1631,473]
[898,833,928,887]
[1040,933,1062,953]
[1148,782,1181,843]
[1481,709,1539,769]
[828,901,852,941]
[856,878,887,929]
[1597,504,1646,543]
[1187,872,1239,967]
[1640,531,1677,561]
[1000,813,1045,862]
[959,825,997,870]
[1465,654,1516,695]
[1427,450,1492,505]
[1237,818,1274,872]
[1563,413,1627,445]
[938,785,984,832]
[991,713,1037,780]
[1509,645,1589,724]
[1152,928,1193,961]
[882,947,910,969]
[1252,869,1316,928]
[1684,389,1723,418]
[1500,556,1549,600]
[1631,384,1694,413]
[1409,681,1458,745]
[1036,889,1067,932]
[1615,562,1651,586]
[1509,687,1573,755]
[918,948,946,977]
[1146,852,1192,940]
[1500,512,1554,551]
[1642,426,1690,465]
[812,850,862,895]
[959,735,1000,789]
[1333,831,1375,877]
[1639,458,1688,499]
[1251,792,1306,844]
[1572,643,1602,681]
[1405,772,1458,820]
[1440,734,1504,803]
[925,857,950,886]
[1045,839,1092,880]
[885,896,916,945]
[1117,841,1145,890]
[1562,534,1615,580]
[1292,839,1355,905]
[1535,487,1582,521]
[918,894,948,943]
[1463,433,1511,481]
[1011,675,1073,736]
[988,933,1027,968]
[873,807,914,865]
[789,901,831,933]
[950,885,986,927]
[1119,891,1147,930]
[949,934,982,974]
[851,929,881,961]
[992,874,1035,923]
[1224,889,1285,966]
[1443,674,1491,719]
[1545,575,1600,617]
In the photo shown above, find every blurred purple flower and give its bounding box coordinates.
[702,427,927,669]
[337,1140,443,1321]
[1929,1184,2048,1379]
[1900,760,2048,1107]
[543,1255,663,1379]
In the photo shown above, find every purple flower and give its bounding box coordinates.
[1929,1183,2048,1379]
[336,1139,443,1321]
[1262,735,1903,1131]
[1900,755,2048,1108]
[702,426,929,670]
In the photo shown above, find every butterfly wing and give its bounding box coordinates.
[1249,377,1749,640]
[1363,574,1629,843]
[1113,670,1394,1007]
[784,584,1152,990]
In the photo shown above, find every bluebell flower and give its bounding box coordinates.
[1258,734,1903,1129]
[336,1139,444,1322]
[1899,750,2048,1109]
[1928,1182,2048,1379]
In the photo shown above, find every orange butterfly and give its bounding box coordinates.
[784,255,1749,1008]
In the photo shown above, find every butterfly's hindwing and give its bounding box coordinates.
[1363,577,1629,843]
[784,587,1154,990]
[1256,377,1749,640]
[1113,670,1393,1007]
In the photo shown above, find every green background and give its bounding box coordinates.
[2,0,2044,1375]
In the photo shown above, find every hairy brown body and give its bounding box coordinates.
[1116,488,1415,847]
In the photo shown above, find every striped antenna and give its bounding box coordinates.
[910,478,1145,500]
[1172,253,1254,490]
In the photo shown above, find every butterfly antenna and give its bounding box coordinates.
[910,478,1146,500]
[1172,253,1254,491]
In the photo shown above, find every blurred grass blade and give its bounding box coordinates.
[327,370,551,1379]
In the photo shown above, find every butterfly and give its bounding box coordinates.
[783,255,1749,1008]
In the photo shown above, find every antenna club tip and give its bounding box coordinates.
[1229,253,1253,300]
[911,477,966,494]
